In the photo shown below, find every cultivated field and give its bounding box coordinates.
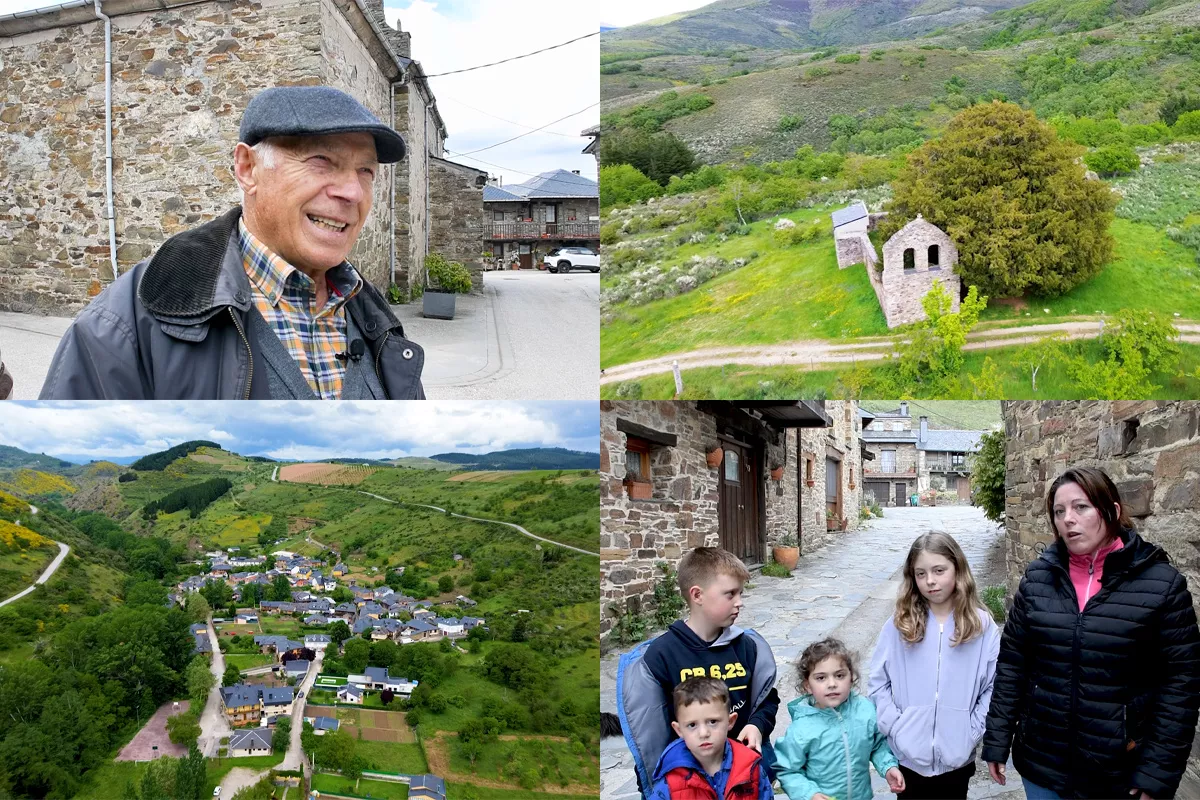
[335,707,416,743]
[279,463,377,485]
[446,471,521,482]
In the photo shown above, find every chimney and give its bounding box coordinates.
[900,401,908,417]
[920,416,928,443]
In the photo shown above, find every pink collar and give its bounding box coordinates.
[1068,535,1124,568]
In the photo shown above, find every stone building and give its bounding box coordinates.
[861,402,987,506]
[581,123,599,168]
[600,400,830,645]
[875,215,961,328]
[799,400,868,548]
[0,0,484,313]
[482,169,599,269]
[831,200,876,271]
[1002,400,1200,778]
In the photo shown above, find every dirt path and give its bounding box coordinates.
[600,319,1200,384]
[218,766,270,798]
[424,731,597,795]
[0,540,69,609]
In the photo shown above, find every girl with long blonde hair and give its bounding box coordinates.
[867,532,1001,799]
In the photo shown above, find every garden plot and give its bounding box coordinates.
[335,707,416,743]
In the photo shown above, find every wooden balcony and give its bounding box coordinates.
[485,221,600,241]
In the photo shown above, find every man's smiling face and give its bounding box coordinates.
[239,132,379,271]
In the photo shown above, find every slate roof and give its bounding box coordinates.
[485,169,598,200]
[312,716,339,731]
[409,774,446,797]
[221,685,261,708]
[262,687,294,705]
[831,200,868,229]
[229,728,273,751]
[337,683,363,697]
[364,666,389,682]
[284,659,311,675]
[404,619,436,634]
[305,634,331,644]
[918,429,985,453]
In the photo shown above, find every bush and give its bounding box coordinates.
[614,381,643,400]
[772,220,825,246]
[1161,92,1200,127]
[869,50,885,61]
[760,560,792,578]
[778,114,803,131]
[601,129,696,186]
[600,223,621,246]
[806,66,832,79]
[982,585,1007,623]
[1084,144,1139,176]
[599,164,663,209]
[118,473,137,483]
[425,253,473,293]
[835,53,861,63]
[1174,110,1200,137]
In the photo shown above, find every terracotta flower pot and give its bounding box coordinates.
[626,481,652,500]
[706,447,723,468]
[770,466,784,481]
[771,546,799,571]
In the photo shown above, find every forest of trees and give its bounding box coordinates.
[429,448,599,470]
[130,441,220,472]
[142,478,233,520]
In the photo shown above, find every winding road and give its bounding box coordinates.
[357,490,599,556]
[0,538,69,609]
[600,318,1200,384]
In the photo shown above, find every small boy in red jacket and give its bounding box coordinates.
[646,677,774,800]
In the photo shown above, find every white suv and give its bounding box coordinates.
[544,247,599,273]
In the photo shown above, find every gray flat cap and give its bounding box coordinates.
[240,86,406,163]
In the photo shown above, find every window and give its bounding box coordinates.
[493,210,505,221]
[928,244,939,267]
[724,450,740,483]
[951,453,965,467]
[626,437,651,481]
[545,205,556,223]
[567,207,577,221]
[805,456,814,483]
[881,450,897,473]
[903,248,915,270]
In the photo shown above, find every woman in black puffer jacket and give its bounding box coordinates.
[981,467,1200,799]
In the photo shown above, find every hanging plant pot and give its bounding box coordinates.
[626,481,652,500]
[706,447,724,468]
[770,466,784,481]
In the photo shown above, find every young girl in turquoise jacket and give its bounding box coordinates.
[775,638,905,800]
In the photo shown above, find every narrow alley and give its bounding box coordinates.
[601,505,1027,800]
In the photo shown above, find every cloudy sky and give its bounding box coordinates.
[0,402,598,464]
[601,0,712,29]
[0,0,599,187]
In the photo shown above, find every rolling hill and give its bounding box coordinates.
[429,447,600,470]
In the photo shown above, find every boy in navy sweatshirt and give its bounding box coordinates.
[617,547,780,793]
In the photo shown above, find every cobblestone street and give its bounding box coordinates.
[601,505,1028,800]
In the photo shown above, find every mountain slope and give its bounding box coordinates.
[601,0,1033,51]
[0,445,75,471]
[429,447,600,470]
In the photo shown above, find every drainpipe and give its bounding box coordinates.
[93,0,117,278]
[423,97,432,285]
[389,78,403,288]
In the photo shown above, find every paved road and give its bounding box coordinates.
[0,540,69,609]
[0,269,598,400]
[282,648,324,772]
[600,318,1200,384]
[198,617,232,758]
[394,270,598,400]
[357,490,599,556]
[601,506,1027,800]
[271,466,278,482]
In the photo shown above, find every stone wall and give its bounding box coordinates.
[863,442,918,475]
[0,0,438,312]
[0,0,323,313]
[600,401,807,646]
[798,400,862,551]
[428,156,484,290]
[1002,400,1200,772]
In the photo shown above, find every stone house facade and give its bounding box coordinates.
[799,400,866,548]
[600,400,833,646]
[0,0,484,313]
[1002,400,1200,776]
[482,169,599,269]
[861,402,987,506]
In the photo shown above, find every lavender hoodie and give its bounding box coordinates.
[868,607,1000,777]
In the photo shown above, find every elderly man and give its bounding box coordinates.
[39,86,423,399]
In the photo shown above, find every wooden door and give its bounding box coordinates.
[865,481,889,506]
[957,476,970,501]
[519,244,532,269]
[896,482,906,506]
[825,456,841,524]
[719,440,761,563]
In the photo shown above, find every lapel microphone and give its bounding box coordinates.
[336,339,365,363]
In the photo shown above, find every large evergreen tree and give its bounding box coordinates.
[880,101,1116,298]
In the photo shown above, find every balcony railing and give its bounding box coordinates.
[486,221,600,240]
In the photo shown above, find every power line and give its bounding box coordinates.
[442,152,596,189]
[424,31,599,78]
[907,401,979,431]
[454,103,600,156]
[440,95,579,138]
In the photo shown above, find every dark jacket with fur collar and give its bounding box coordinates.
[39,208,424,399]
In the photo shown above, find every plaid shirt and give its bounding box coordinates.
[238,218,363,399]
